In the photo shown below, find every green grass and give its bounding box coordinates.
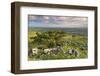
[28,30,88,61]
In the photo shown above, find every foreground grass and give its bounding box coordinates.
[28,31,88,61]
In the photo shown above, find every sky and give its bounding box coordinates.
[28,15,88,28]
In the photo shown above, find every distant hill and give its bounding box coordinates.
[28,27,88,35]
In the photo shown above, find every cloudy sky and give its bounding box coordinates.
[28,15,88,28]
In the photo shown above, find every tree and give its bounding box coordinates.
[32,30,67,48]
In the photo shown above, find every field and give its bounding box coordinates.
[28,27,88,61]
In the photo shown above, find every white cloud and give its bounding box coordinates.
[28,15,88,28]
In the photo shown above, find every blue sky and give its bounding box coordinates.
[28,15,88,28]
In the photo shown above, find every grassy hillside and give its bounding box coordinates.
[28,29,88,61]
